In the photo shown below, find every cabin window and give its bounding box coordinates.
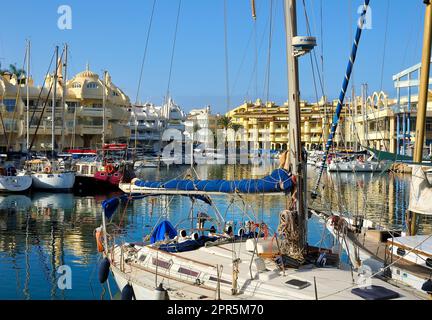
[396,247,406,257]
[138,254,146,262]
[82,165,89,175]
[3,99,16,112]
[208,276,231,285]
[90,166,96,175]
[152,258,172,270]
[178,267,199,278]
[426,258,432,268]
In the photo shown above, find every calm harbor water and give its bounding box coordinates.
[0,164,431,300]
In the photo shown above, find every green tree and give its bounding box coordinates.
[0,63,26,84]
[217,116,232,130]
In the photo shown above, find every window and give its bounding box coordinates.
[112,91,119,96]
[426,120,432,132]
[86,82,98,89]
[3,99,16,112]
[72,82,82,89]
[66,101,79,113]
[82,166,89,175]
[396,247,406,257]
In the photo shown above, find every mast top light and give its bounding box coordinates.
[292,36,317,57]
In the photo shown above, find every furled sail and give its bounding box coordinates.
[408,165,432,215]
[133,168,294,194]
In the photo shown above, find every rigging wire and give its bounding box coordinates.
[223,0,231,112]
[166,0,182,100]
[135,0,157,105]
[263,0,274,103]
[245,6,271,100]
[6,50,27,150]
[379,0,390,91]
[29,48,65,152]
[254,6,258,99]
[231,22,255,96]
[28,50,56,141]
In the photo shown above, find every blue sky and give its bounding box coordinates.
[0,0,426,114]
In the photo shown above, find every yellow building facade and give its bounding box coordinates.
[0,66,131,152]
[226,98,345,151]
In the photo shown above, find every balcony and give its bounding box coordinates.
[78,108,112,118]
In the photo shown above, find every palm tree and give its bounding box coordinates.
[0,63,26,83]
[217,115,243,132]
[231,123,243,132]
[217,116,231,130]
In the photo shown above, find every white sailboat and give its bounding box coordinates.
[0,42,33,193]
[96,0,424,301]
[27,158,75,190]
[26,45,75,191]
[327,154,388,173]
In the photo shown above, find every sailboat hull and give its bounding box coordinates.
[31,172,75,190]
[0,175,32,193]
[327,161,387,173]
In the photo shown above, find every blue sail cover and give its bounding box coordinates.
[150,220,177,244]
[134,168,293,194]
[102,194,149,219]
[102,197,123,219]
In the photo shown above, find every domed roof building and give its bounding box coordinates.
[0,64,131,152]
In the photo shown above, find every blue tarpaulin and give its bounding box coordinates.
[150,220,177,244]
[134,168,293,194]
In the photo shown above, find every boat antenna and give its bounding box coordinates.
[311,0,371,199]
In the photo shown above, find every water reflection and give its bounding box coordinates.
[307,168,432,234]
[0,164,431,300]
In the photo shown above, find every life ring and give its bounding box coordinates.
[106,164,114,174]
[95,227,104,253]
[44,166,52,174]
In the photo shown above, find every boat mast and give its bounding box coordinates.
[409,0,432,236]
[52,46,58,156]
[284,0,306,248]
[102,70,107,148]
[26,40,30,152]
[60,44,68,152]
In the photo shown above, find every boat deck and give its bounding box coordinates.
[350,231,432,280]
[110,240,422,300]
